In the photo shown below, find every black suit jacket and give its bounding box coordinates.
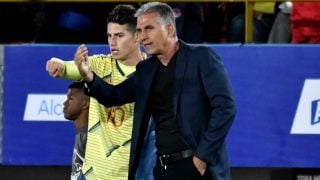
[87,40,236,180]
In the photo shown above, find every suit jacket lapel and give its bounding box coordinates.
[174,41,189,117]
[134,57,159,138]
[131,57,159,171]
[140,57,159,102]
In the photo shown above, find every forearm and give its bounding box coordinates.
[196,47,237,163]
[60,61,82,81]
[195,101,236,163]
[85,73,136,107]
[85,73,114,107]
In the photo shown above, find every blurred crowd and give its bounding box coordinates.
[0,1,319,44]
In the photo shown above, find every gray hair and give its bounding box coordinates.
[135,2,177,37]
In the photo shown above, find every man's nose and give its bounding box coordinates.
[138,31,147,42]
[109,37,117,46]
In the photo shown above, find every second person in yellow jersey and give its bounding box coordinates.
[46,4,149,180]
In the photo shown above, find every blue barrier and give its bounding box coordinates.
[2,44,320,167]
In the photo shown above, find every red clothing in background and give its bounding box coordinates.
[291,2,320,43]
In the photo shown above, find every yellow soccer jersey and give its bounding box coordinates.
[62,54,145,180]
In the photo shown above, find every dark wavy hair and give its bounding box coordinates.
[107,4,137,33]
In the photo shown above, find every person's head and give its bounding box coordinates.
[107,4,140,60]
[63,82,89,121]
[135,2,177,55]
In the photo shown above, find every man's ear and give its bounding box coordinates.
[83,98,90,110]
[167,24,175,37]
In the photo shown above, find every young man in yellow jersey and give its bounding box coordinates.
[46,4,149,180]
